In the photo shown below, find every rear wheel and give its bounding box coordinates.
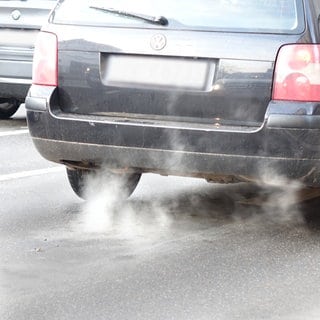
[66,168,141,200]
[0,98,20,119]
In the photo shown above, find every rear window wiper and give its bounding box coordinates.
[89,6,168,26]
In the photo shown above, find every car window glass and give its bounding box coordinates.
[53,0,304,34]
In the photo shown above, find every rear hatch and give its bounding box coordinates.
[0,0,56,84]
[0,0,56,47]
[0,0,55,29]
[52,0,305,128]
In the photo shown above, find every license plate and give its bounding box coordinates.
[101,54,215,91]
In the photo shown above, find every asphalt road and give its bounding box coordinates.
[1,106,320,320]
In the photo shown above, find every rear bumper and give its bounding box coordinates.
[30,137,320,186]
[0,45,33,100]
[26,86,320,186]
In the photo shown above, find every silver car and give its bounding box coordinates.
[0,0,56,118]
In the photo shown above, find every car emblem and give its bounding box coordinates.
[150,34,167,51]
[11,10,21,21]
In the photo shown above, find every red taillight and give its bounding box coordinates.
[32,31,58,86]
[288,46,313,70]
[272,44,320,102]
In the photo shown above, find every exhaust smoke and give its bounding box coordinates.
[71,161,313,242]
[248,167,305,225]
[73,168,173,240]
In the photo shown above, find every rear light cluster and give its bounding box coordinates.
[32,31,58,86]
[272,44,320,102]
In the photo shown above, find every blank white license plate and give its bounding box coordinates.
[101,54,215,91]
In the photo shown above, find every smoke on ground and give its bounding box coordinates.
[246,167,304,225]
[73,168,173,240]
[71,165,310,242]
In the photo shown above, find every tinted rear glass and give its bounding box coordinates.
[53,0,305,34]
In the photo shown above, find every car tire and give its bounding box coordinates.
[0,98,20,119]
[66,168,141,200]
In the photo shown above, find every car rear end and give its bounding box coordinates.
[0,0,55,114]
[26,0,320,187]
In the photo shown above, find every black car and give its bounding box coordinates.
[26,0,320,198]
[0,0,56,119]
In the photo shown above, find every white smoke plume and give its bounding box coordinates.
[73,168,173,240]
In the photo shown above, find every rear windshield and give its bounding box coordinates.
[53,0,305,34]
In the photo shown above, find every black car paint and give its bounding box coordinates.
[26,0,320,187]
[56,29,279,125]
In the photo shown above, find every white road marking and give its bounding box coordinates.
[0,129,29,137]
[0,167,65,182]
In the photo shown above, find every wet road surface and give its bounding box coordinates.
[1,107,320,320]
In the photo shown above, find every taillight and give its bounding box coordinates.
[32,31,58,86]
[272,44,320,102]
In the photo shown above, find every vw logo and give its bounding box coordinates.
[11,10,21,21]
[150,34,167,51]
